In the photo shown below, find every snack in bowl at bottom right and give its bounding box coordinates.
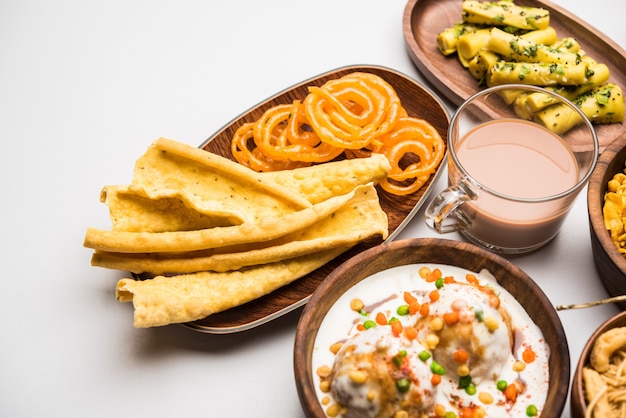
[571,310,626,418]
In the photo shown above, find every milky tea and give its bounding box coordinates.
[451,118,578,250]
[425,84,598,254]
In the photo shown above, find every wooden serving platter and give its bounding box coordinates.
[402,0,626,149]
[180,65,450,333]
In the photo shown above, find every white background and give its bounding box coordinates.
[0,1,624,417]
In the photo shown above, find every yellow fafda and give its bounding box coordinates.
[84,137,391,327]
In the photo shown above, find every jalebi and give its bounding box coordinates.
[303,73,404,149]
[379,117,445,181]
[230,72,445,196]
[367,117,445,196]
[253,101,344,163]
[231,123,310,172]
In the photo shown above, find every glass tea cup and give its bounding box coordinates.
[425,84,599,254]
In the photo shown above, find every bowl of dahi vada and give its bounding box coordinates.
[293,238,570,418]
[571,310,626,418]
[588,133,626,309]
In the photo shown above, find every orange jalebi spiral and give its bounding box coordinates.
[303,72,404,149]
[230,72,445,195]
[284,101,320,148]
[252,104,293,161]
[283,101,345,162]
[380,117,445,180]
[231,123,310,172]
[376,116,445,195]
[252,101,344,163]
[378,173,432,196]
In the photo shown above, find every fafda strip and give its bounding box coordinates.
[84,138,392,327]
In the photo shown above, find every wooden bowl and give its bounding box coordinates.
[570,310,626,418]
[294,238,570,417]
[588,132,626,309]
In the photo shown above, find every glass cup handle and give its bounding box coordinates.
[424,180,477,233]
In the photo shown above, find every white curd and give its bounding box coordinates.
[312,264,550,418]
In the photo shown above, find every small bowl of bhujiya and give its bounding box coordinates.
[294,238,570,418]
[588,133,626,307]
[571,310,626,418]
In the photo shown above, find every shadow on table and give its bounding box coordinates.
[126,305,304,356]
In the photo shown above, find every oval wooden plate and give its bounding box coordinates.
[402,0,626,149]
[180,65,450,333]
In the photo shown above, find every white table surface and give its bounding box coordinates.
[1,1,624,417]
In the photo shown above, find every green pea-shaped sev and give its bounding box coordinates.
[396,304,410,316]
[430,360,446,375]
[396,377,411,393]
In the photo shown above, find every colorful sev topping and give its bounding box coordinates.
[312,264,550,418]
